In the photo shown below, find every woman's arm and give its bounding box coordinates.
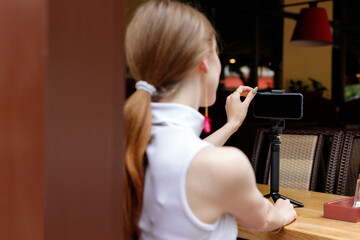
[204,86,257,146]
[186,146,297,232]
[218,149,297,232]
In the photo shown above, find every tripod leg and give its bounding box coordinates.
[278,195,304,208]
[264,192,280,202]
[264,192,304,207]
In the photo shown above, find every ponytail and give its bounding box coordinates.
[124,90,152,239]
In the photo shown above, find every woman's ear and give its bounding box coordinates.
[198,58,209,74]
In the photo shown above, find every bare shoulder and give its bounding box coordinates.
[192,146,255,186]
[186,146,258,222]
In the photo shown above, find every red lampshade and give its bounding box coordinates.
[291,7,333,46]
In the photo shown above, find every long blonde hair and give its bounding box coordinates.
[124,1,216,238]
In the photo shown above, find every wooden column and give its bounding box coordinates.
[0,0,125,239]
[0,0,46,239]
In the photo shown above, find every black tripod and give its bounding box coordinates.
[263,119,304,207]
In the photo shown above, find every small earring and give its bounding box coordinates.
[203,80,211,133]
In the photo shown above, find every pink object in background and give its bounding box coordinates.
[221,76,273,90]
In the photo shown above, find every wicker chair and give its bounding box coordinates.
[335,130,360,196]
[251,128,344,193]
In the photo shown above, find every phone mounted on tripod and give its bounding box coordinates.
[254,90,304,207]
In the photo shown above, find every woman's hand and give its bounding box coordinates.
[203,86,257,146]
[225,86,257,132]
[274,198,297,226]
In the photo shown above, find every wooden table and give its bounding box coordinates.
[237,184,360,240]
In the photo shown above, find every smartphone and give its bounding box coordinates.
[253,92,303,120]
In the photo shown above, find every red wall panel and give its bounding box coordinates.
[0,0,46,239]
[0,0,125,239]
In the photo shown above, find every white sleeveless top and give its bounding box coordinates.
[138,102,237,240]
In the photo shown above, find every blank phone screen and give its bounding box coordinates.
[253,93,303,120]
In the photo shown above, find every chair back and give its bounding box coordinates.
[278,134,318,190]
[251,128,344,193]
[336,130,360,196]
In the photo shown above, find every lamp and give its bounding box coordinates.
[291,5,333,46]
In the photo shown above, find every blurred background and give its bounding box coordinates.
[126,0,360,158]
